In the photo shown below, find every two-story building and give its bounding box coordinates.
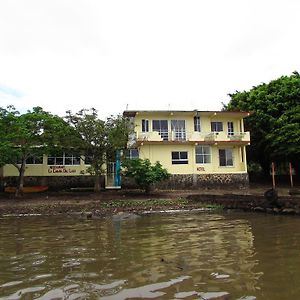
[123,110,251,189]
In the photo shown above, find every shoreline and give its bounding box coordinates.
[0,186,299,217]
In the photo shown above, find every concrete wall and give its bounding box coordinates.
[2,175,104,191]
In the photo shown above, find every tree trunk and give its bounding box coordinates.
[94,175,102,192]
[15,160,26,197]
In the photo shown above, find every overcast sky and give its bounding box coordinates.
[0,0,299,118]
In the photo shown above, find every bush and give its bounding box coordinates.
[122,158,170,193]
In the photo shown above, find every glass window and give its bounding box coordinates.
[211,122,223,132]
[194,116,201,132]
[142,119,149,132]
[171,151,188,164]
[26,156,43,164]
[171,120,186,141]
[227,121,234,136]
[152,120,169,140]
[47,153,81,165]
[219,149,233,166]
[126,148,139,159]
[195,146,211,164]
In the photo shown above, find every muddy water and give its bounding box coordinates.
[0,212,300,299]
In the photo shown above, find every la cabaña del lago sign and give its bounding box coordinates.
[48,166,77,174]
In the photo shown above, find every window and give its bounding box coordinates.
[47,153,81,165]
[152,120,168,140]
[172,151,188,164]
[126,148,139,159]
[142,119,149,132]
[219,149,233,166]
[227,121,234,136]
[17,156,43,164]
[195,146,211,164]
[171,120,186,140]
[211,121,223,132]
[194,116,201,132]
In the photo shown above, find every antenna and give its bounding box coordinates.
[126,104,129,110]
[168,103,171,110]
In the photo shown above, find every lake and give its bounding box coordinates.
[0,211,300,299]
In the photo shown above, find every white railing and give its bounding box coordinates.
[135,131,250,142]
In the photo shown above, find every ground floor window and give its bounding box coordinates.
[126,148,139,159]
[219,149,233,166]
[195,146,211,164]
[17,156,43,164]
[172,151,188,164]
[47,153,81,165]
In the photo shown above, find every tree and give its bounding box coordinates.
[224,71,300,175]
[122,158,171,193]
[66,108,131,192]
[0,106,74,196]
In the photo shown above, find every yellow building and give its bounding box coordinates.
[0,154,99,190]
[123,110,251,188]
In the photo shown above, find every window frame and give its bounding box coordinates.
[194,116,201,132]
[195,145,211,164]
[219,148,234,167]
[126,148,139,160]
[171,151,188,165]
[171,119,186,141]
[47,153,81,166]
[142,119,149,132]
[152,119,169,141]
[211,121,223,132]
[227,121,234,136]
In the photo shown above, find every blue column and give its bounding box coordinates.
[114,150,121,187]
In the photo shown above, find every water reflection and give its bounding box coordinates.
[0,212,299,299]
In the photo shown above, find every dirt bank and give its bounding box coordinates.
[0,185,298,217]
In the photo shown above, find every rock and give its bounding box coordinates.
[264,188,279,207]
[81,212,93,219]
[289,188,300,196]
[236,296,256,300]
[253,207,265,212]
[282,208,296,215]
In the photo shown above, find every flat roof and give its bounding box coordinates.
[123,110,251,117]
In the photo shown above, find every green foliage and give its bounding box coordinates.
[122,158,171,193]
[0,106,74,196]
[225,71,300,174]
[66,109,131,191]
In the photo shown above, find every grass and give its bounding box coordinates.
[98,198,224,210]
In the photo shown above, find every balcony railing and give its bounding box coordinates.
[134,131,250,143]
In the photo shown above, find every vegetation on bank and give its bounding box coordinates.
[0,106,130,196]
[225,71,300,176]
[0,195,224,216]
[122,159,171,194]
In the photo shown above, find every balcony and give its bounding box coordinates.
[134,131,250,144]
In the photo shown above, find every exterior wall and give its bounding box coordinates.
[138,144,247,175]
[125,110,250,188]
[1,155,99,190]
[2,155,89,177]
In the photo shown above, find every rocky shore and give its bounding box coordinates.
[0,186,299,217]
